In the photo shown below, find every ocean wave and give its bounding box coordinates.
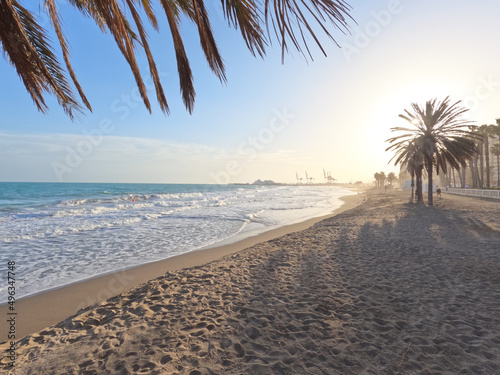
[0,184,357,302]
[245,210,265,221]
[12,211,54,219]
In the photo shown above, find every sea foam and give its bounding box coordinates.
[0,183,355,303]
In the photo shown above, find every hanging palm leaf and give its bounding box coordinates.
[1,0,354,116]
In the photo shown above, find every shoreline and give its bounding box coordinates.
[2,190,499,374]
[0,192,363,341]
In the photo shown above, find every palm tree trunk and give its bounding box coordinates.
[485,135,490,188]
[479,140,484,188]
[416,165,424,203]
[497,154,500,187]
[470,158,479,188]
[427,158,433,206]
[462,165,467,188]
[469,162,473,187]
[414,182,418,201]
[410,171,415,201]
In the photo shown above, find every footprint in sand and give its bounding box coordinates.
[219,337,232,349]
[132,361,156,372]
[234,342,245,357]
[245,326,261,340]
[78,359,93,369]
[160,354,173,364]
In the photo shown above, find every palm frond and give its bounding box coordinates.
[0,0,82,118]
[44,0,92,111]
[223,0,266,57]
[126,0,169,114]
[94,0,152,112]
[3,0,355,117]
[191,0,226,82]
[264,0,353,62]
[159,0,196,112]
[140,0,159,31]
[66,0,107,30]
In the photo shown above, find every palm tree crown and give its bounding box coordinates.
[386,97,478,205]
[0,0,353,118]
[387,172,396,185]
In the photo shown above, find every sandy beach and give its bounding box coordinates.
[2,189,500,374]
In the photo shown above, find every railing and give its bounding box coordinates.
[445,188,500,200]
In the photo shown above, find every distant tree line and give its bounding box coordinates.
[373,171,397,188]
[448,122,500,189]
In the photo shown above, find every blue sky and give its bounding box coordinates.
[2,0,500,183]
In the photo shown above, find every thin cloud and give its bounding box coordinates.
[0,133,305,183]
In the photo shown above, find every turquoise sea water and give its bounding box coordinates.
[0,182,355,303]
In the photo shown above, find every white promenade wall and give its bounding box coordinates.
[446,188,500,200]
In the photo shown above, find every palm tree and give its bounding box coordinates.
[373,172,387,188]
[387,172,397,186]
[0,0,353,118]
[476,124,496,188]
[491,143,500,188]
[386,138,424,202]
[495,119,500,140]
[379,172,386,187]
[466,127,482,188]
[386,97,478,205]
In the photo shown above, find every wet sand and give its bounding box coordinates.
[1,190,500,374]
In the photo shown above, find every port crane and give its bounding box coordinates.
[323,169,336,184]
[295,172,303,184]
[305,171,313,184]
